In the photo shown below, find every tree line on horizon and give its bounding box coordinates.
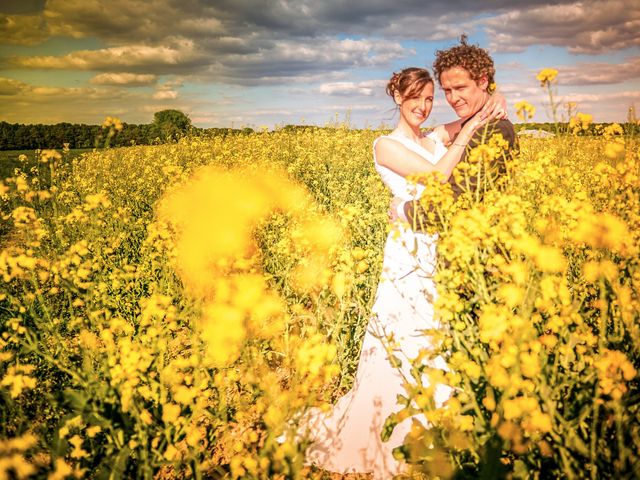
[0,110,253,151]
[0,110,637,151]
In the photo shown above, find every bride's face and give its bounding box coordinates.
[395,82,434,129]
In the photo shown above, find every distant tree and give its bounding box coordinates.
[152,109,191,140]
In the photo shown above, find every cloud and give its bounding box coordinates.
[89,72,158,86]
[563,90,640,104]
[485,0,640,54]
[0,76,193,124]
[317,104,380,112]
[555,56,640,85]
[1,0,577,83]
[152,90,178,100]
[318,80,386,96]
[0,0,46,15]
[1,0,638,127]
[6,33,407,86]
[209,38,407,84]
[0,13,49,45]
[7,38,205,73]
[0,76,28,95]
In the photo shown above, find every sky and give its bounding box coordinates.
[1,0,639,129]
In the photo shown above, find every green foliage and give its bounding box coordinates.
[152,110,192,140]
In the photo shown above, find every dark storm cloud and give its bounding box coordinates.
[0,0,45,15]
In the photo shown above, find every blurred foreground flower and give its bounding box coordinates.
[515,101,536,122]
[157,165,344,366]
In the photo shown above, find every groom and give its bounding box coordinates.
[393,36,518,227]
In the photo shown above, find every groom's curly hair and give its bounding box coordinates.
[433,34,495,89]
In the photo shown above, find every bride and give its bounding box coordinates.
[299,67,503,478]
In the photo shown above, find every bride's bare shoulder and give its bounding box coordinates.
[428,125,451,145]
[418,129,437,154]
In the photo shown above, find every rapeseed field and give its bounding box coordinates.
[1,101,638,477]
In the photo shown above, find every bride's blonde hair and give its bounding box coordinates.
[386,68,433,102]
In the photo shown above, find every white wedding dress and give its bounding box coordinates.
[300,132,451,479]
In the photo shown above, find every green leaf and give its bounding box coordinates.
[381,413,398,442]
[64,388,89,411]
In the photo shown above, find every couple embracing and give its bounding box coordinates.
[298,37,518,478]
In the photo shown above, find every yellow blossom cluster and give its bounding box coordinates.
[594,349,637,400]
[0,364,36,398]
[536,68,558,86]
[398,116,640,477]
[0,433,37,480]
[514,100,536,122]
[101,116,123,131]
[569,112,594,134]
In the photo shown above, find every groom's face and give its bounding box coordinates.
[440,66,489,120]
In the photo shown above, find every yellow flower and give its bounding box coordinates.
[497,283,524,308]
[69,434,88,459]
[1,453,36,478]
[173,385,197,405]
[0,365,37,398]
[520,351,540,378]
[331,271,347,298]
[603,123,624,138]
[162,403,181,424]
[482,390,496,411]
[582,260,618,283]
[534,245,566,273]
[536,68,558,86]
[0,433,38,453]
[355,260,369,274]
[164,444,180,461]
[569,112,593,134]
[525,410,552,433]
[604,141,625,160]
[595,349,637,399]
[86,426,101,438]
[48,458,73,480]
[139,409,153,425]
[351,247,367,260]
[40,149,62,163]
[514,101,536,121]
[200,302,246,366]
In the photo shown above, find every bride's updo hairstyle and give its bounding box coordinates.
[386,67,433,103]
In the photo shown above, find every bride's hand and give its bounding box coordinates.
[463,110,491,133]
[478,91,508,121]
[389,197,403,223]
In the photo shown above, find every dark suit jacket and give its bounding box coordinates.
[403,118,518,231]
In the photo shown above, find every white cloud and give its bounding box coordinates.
[9,38,204,73]
[89,72,158,85]
[318,80,386,96]
[555,56,640,85]
[152,90,178,100]
[0,76,191,124]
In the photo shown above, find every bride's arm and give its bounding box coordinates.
[376,117,484,180]
[431,122,462,145]
[435,92,509,144]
